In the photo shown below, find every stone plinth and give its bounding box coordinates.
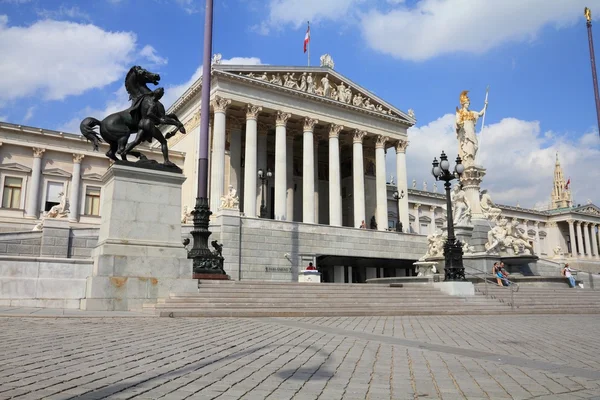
[433,281,474,296]
[460,166,486,219]
[81,165,196,311]
[299,270,321,283]
[454,224,474,245]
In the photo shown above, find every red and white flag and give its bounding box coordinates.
[565,178,571,190]
[303,23,310,53]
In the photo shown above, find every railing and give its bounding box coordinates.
[464,265,519,310]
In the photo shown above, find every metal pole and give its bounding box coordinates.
[586,10,600,139]
[198,0,213,197]
[444,182,455,241]
[307,21,310,67]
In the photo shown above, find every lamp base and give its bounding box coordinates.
[187,197,227,276]
[443,238,466,281]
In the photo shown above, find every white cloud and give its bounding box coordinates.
[361,0,596,61]
[386,114,600,209]
[60,56,264,133]
[23,106,35,122]
[0,16,137,102]
[36,6,91,22]
[139,45,168,66]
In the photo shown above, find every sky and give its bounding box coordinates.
[0,0,599,209]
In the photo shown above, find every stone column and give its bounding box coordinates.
[413,203,421,234]
[375,135,388,232]
[68,154,84,222]
[228,117,242,194]
[209,96,231,212]
[534,222,541,255]
[274,111,290,220]
[286,134,295,222]
[584,222,592,257]
[243,104,261,218]
[567,219,576,256]
[395,140,409,230]
[576,221,584,256]
[352,130,367,228]
[25,147,45,219]
[593,224,600,258]
[256,127,268,217]
[314,139,320,224]
[302,117,318,223]
[328,124,343,227]
[430,207,436,234]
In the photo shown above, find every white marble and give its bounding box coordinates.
[328,124,343,226]
[274,111,290,220]
[434,281,474,296]
[68,154,84,222]
[375,135,388,231]
[303,117,317,223]
[25,148,44,218]
[243,105,260,218]
[210,96,230,212]
[352,130,366,228]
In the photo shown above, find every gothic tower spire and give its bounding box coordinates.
[551,152,572,209]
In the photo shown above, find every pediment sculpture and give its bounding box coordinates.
[219,185,240,210]
[320,53,335,69]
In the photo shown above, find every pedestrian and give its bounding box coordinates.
[561,264,577,288]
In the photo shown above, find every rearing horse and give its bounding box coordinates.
[79,66,184,166]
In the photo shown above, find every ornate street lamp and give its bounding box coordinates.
[258,168,272,218]
[431,151,466,281]
[392,189,404,232]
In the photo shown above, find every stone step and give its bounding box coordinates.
[150,301,509,309]
[159,297,464,304]
[169,292,450,300]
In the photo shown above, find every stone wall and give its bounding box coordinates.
[0,232,42,256]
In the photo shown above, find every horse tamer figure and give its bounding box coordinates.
[80,66,185,166]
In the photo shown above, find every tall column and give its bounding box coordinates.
[593,224,600,258]
[243,104,261,218]
[567,220,576,256]
[68,154,84,222]
[352,130,366,228]
[430,207,436,233]
[274,111,290,220]
[302,117,318,223]
[375,135,388,232]
[256,127,268,217]
[576,221,585,256]
[314,139,320,224]
[286,135,294,222]
[228,117,242,193]
[328,124,343,226]
[584,222,592,257]
[395,140,409,231]
[534,222,541,255]
[25,147,45,219]
[413,203,421,234]
[209,96,231,212]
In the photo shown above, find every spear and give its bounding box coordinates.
[477,86,489,164]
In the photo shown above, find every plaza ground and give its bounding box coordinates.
[0,314,599,399]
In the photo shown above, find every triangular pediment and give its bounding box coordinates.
[43,168,72,178]
[212,65,416,125]
[574,204,600,216]
[82,173,103,181]
[0,162,32,173]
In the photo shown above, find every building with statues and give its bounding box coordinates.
[0,55,598,309]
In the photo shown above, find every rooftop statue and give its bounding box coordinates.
[455,90,487,168]
[80,66,186,169]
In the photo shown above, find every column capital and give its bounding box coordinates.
[375,135,389,149]
[353,129,367,144]
[534,221,540,228]
[276,111,291,127]
[246,104,263,120]
[72,154,85,164]
[212,96,231,113]
[329,124,344,138]
[583,221,590,227]
[567,219,574,226]
[413,203,421,210]
[395,140,409,154]
[303,117,319,132]
[32,147,45,158]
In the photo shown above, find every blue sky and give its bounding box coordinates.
[0,0,599,207]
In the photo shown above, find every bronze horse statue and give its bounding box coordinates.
[80,66,185,166]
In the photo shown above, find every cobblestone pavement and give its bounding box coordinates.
[0,315,599,400]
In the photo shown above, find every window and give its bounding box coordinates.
[44,181,63,212]
[2,177,22,209]
[84,186,101,216]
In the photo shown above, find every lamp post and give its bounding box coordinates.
[258,168,272,218]
[393,189,404,232]
[431,151,466,281]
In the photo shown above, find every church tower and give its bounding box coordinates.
[550,153,572,209]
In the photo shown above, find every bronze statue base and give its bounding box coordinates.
[114,159,182,174]
[193,272,230,280]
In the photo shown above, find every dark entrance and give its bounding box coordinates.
[316,255,417,283]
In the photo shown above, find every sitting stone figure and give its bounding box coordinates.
[219,185,240,210]
[553,245,564,258]
[480,190,502,221]
[462,241,475,254]
[485,218,533,255]
[421,231,447,260]
[45,192,69,219]
[451,184,471,226]
[181,205,193,223]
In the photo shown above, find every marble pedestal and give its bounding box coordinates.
[460,166,486,219]
[81,165,196,311]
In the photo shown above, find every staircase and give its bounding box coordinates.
[144,281,510,317]
[474,283,600,313]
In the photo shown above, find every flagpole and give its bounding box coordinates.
[307,21,310,67]
[585,7,600,139]
[476,86,489,165]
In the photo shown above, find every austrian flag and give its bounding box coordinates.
[303,23,310,53]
